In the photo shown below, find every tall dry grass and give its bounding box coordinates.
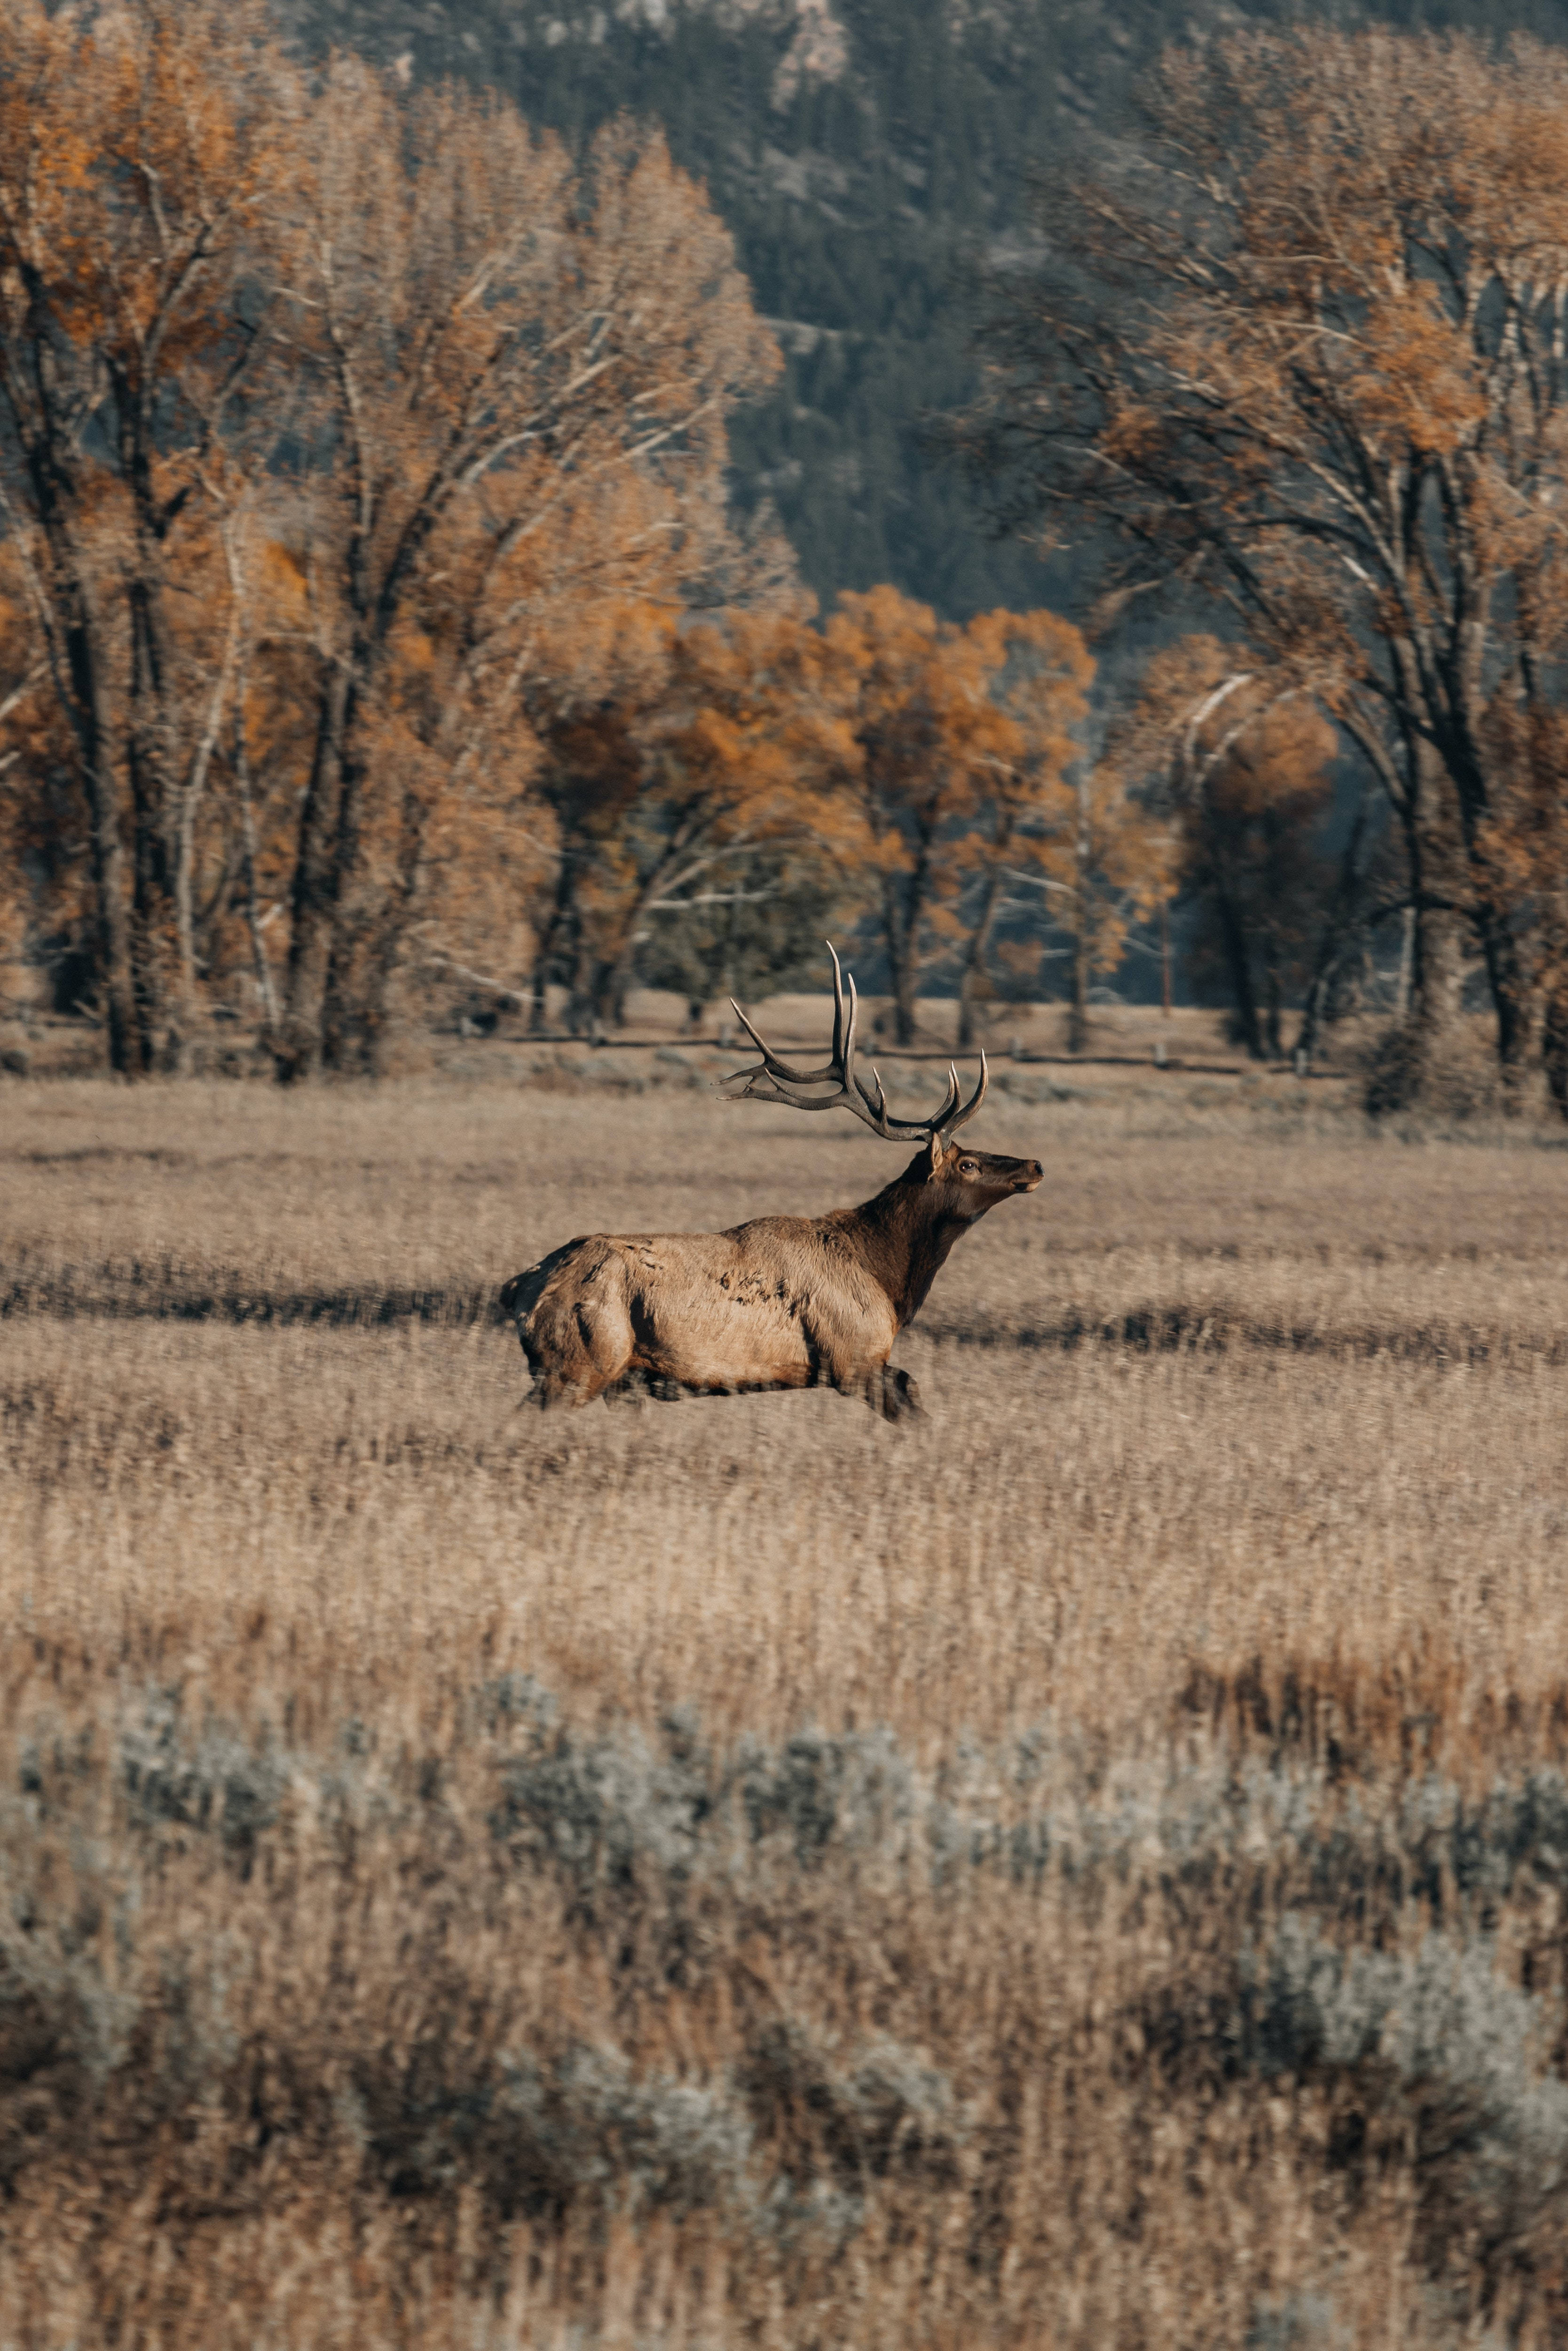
[3,1067,1568,2346]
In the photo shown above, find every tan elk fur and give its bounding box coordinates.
[501,948,1042,1418]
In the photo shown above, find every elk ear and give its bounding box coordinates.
[925,1131,944,1180]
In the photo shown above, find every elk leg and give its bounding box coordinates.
[528,1352,637,1409]
[604,1371,680,1407]
[831,1358,922,1420]
[520,1254,636,1408]
[528,1369,598,1411]
[874,1363,923,1422]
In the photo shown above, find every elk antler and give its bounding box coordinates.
[721,942,987,1143]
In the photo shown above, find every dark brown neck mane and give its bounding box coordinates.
[830,1160,976,1333]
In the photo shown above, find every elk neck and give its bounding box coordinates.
[831,1167,976,1332]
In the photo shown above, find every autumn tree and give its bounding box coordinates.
[818,589,1138,1049]
[952,607,1095,1047]
[820,588,1012,1047]
[619,610,859,1020]
[972,27,1568,1105]
[638,848,843,1026]
[1111,640,1359,1060]
[0,0,301,1073]
[997,751,1175,1057]
[518,599,669,1035]
[1176,710,1336,1061]
[270,70,779,1078]
[1464,702,1568,1115]
[520,601,855,1034]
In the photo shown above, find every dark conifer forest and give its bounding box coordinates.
[273,0,1568,617]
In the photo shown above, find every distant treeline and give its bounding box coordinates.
[266,0,1568,626]
[10,4,1568,1107]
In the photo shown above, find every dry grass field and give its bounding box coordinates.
[3,1051,1568,2347]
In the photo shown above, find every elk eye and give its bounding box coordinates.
[959,1159,978,1175]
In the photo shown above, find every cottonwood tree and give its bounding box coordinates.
[972,28,1568,1104]
[639,849,843,1026]
[952,606,1095,1047]
[1112,639,1353,1060]
[819,589,1133,1049]
[1472,700,1568,1114]
[618,609,858,1023]
[272,69,778,1078]
[1176,695,1336,1062]
[0,0,300,1073]
[518,598,669,1035]
[522,602,853,1035]
[823,587,1022,1047]
[1005,751,1174,1056]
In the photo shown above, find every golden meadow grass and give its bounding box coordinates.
[4,1061,1568,2345]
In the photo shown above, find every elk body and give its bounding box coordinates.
[500,947,1042,1419]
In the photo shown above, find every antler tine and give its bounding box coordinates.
[942,1051,989,1136]
[827,940,848,1067]
[839,969,888,1128]
[725,995,840,1088]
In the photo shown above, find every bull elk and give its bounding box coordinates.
[499,946,1042,1419]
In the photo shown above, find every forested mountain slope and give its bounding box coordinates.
[273,0,1568,618]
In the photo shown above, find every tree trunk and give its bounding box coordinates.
[319,720,376,1073]
[82,745,137,1079]
[355,782,434,1076]
[127,770,170,1073]
[1067,907,1090,1056]
[958,865,1004,1051]
[124,451,188,1073]
[169,613,240,1074]
[1067,769,1094,1056]
[886,893,919,1049]
[1410,901,1466,1041]
[1396,905,1415,1018]
[874,811,939,1050]
[1407,762,1464,1041]
[566,932,598,1038]
[1263,935,1283,1060]
[529,832,587,1036]
[1295,779,1373,1071]
[1476,898,1531,1101]
[1544,983,1568,1120]
[591,956,621,1032]
[37,538,138,1074]
[170,781,200,1073]
[1388,742,1468,1102]
[1214,884,1264,1060]
[599,855,687,1038]
[123,560,176,1072]
[276,663,351,1082]
[529,947,553,1036]
[234,676,279,1041]
[221,531,279,1044]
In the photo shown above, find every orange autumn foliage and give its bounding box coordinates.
[977,24,1568,1104]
